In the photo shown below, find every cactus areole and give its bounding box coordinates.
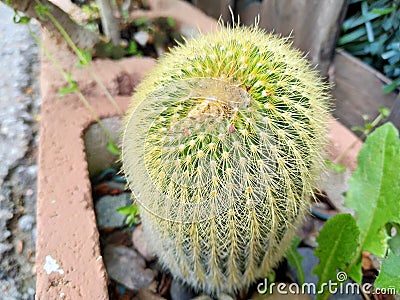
[122,25,330,295]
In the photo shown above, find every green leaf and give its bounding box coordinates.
[375,251,400,292]
[166,17,175,28]
[325,159,346,173]
[134,17,148,26]
[313,214,360,299]
[346,259,362,284]
[57,81,78,96]
[371,7,394,16]
[12,12,31,24]
[116,205,132,215]
[127,41,138,55]
[286,236,305,285]
[379,106,391,118]
[77,49,92,67]
[106,141,120,155]
[338,27,367,46]
[382,78,399,94]
[345,123,400,257]
[34,4,51,20]
[117,204,138,215]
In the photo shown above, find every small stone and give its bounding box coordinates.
[103,245,155,291]
[16,240,24,254]
[17,215,35,231]
[134,31,149,47]
[250,287,312,299]
[218,294,234,300]
[0,242,13,255]
[27,288,35,295]
[136,288,167,300]
[132,224,156,261]
[191,296,213,300]
[170,278,197,300]
[95,193,131,229]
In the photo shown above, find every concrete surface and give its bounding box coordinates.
[0,2,40,299]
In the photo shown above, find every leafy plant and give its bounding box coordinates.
[117,204,140,227]
[313,122,400,299]
[339,0,400,93]
[12,5,121,155]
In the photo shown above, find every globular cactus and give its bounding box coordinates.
[122,25,330,296]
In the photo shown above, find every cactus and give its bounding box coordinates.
[122,25,330,296]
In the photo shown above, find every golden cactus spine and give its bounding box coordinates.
[122,25,330,295]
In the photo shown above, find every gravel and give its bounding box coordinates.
[0,2,41,299]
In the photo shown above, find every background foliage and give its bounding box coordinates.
[339,0,400,93]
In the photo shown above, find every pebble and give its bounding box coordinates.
[95,193,131,229]
[218,294,234,300]
[103,245,155,291]
[191,296,213,300]
[134,31,149,47]
[170,278,197,300]
[250,287,312,299]
[135,288,167,300]
[18,215,35,231]
[132,224,156,261]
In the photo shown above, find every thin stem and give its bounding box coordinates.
[34,0,123,115]
[27,23,117,146]
[96,0,121,45]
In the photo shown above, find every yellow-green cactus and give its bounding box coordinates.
[122,25,330,295]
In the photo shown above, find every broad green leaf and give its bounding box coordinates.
[346,260,362,284]
[286,236,305,285]
[345,123,400,257]
[313,214,360,299]
[375,251,400,292]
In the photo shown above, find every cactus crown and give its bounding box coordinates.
[122,24,330,295]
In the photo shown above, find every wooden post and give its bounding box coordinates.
[259,0,347,76]
[191,0,234,22]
